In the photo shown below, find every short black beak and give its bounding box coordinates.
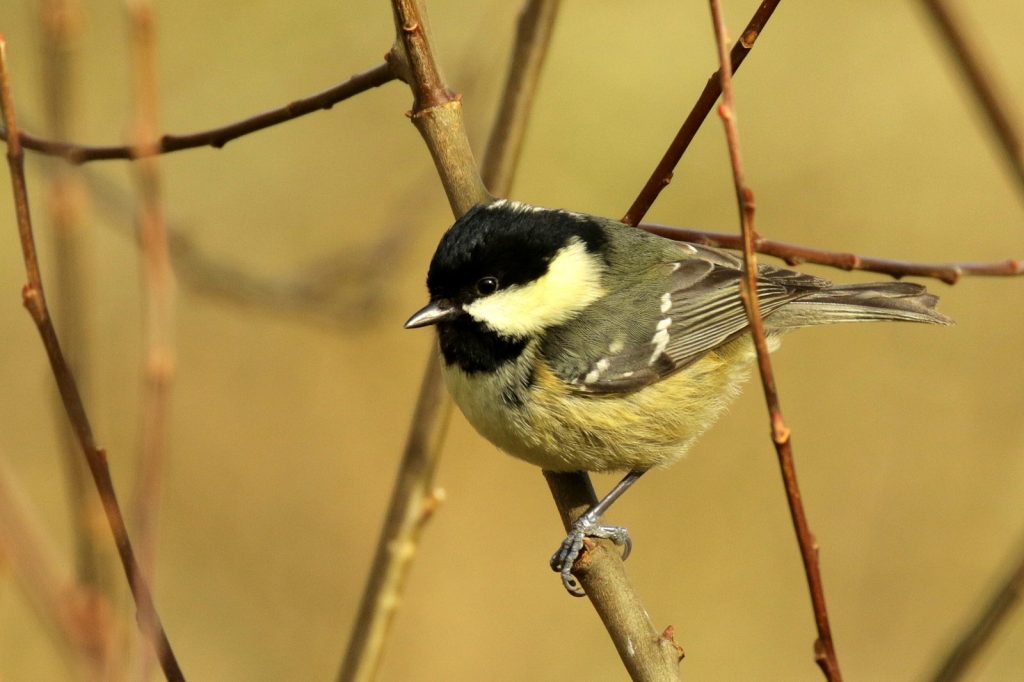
[404,299,460,329]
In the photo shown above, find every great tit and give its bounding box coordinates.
[405,200,951,595]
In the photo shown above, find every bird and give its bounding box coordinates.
[405,199,951,595]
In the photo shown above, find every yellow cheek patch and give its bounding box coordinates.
[464,239,605,337]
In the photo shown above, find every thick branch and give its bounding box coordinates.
[0,37,185,682]
[707,2,841,680]
[545,472,683,681]
[641,224,1024,285]
[339,3,554,680]
[0,63,395,164]
[623,0,781,227]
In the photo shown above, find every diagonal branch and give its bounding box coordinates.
[707,2,842,680]
[0,36,185,682]
[339,3,564,680]
[929,529,1024,682]
[641,223,1024,284]
[623,0,781,227]
[919,0,1024,204]
[0,63,395,164]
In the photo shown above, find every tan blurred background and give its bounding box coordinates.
[1,1,1023,680]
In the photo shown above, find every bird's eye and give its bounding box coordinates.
[475,276,499,296]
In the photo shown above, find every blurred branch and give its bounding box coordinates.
[0,452,115,679]
[623,0,781,227]
[38,0,115,611]
[338,1,514,679]
[480,0,561,193]
[707,2,842,680]
[929,529,1024,682]
[0,63,395,164]
[641,224,1024,285]
[0,37,185,682]
[545,472,684,681]
[125,1,176,679]
[919,0,1024,204]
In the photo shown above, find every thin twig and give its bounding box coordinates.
[38,0,116,620]
[707,2,842,680]
[929,530,1024,682]
[0,63,395,164]
[623,0,781,227]
[641,224,1024,285]
[919,0,1024,203]
[480,0,561,193]
[125,2,176,680]
[336,356,452,682]
[0,452,113,679]
[0,36,185,682]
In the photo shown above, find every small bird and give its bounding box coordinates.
[405,200,951,595]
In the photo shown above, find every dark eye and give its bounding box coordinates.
[475,276,499,296]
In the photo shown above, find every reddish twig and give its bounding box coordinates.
[641,224,1024,285]
[0,63,395,164]
[125,2,177,679]
[707,3,842,680]
[920,0,1024,203]
[623,0,781,227]
[0,36,185,682]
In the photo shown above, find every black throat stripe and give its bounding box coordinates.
[437,316,527,374]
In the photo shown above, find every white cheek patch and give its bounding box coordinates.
[464,239,605,337]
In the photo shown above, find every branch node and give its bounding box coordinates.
[660,625,686,661]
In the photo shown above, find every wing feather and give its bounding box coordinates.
[564,254,828,395]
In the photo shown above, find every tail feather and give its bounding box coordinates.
[770,282,953,328]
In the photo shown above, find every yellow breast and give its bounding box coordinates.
[443,336,764,472]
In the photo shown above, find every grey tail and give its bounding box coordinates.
[771,282,953,328]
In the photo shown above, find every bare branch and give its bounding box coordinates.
[0,36,185,682]
[481,0,562,194]
[623,0,781,227]
[641,224,1024,285]
[124,1,177,679]
[545,472,683,681]
[0,452,116,679]
[707,2,842,679]
[0,63,395,164]
[919,0,1024,204]
[37,0,116,612]
[339,2,546,680]
[929,530,1024,682]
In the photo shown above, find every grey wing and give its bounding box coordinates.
[565,251,831,395]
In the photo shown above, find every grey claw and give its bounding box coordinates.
[550,522,632,596]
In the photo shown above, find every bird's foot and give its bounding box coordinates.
[549,516,632,597]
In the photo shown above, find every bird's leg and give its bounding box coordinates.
[550,469,647,596]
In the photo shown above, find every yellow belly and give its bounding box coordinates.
[443,336,763,472]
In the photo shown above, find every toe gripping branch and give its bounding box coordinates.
[550,510,632,596]
[547,469,646,597]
